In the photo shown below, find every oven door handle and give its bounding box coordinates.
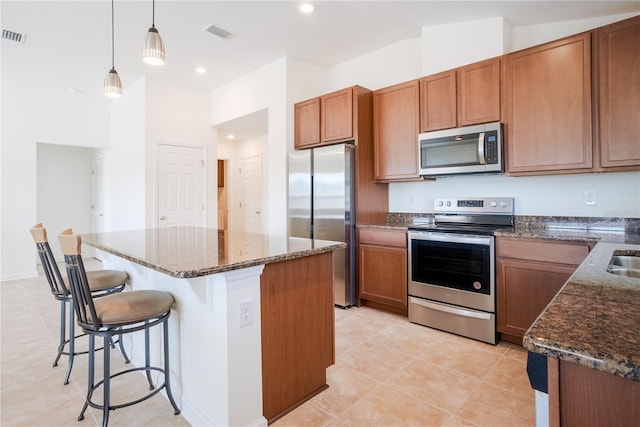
[410,297,492,320]
[409,232,492,246]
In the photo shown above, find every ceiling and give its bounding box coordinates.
[3,1,639,140]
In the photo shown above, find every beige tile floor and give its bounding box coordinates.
[2,261,534,426]
[273,307,534,427]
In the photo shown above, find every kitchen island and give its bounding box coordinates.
[524,241,640,426]
[81,226,345,427]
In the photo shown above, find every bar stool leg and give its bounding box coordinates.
[163,319,181,415]
[102,335,111,427]
[144,325,154,390]
[118,332,130,363]
[64,303,75,385]
[53,300,66,368]
[78,335,95,421]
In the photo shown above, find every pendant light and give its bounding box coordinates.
[104,0,122,98]
[142,0,165,65]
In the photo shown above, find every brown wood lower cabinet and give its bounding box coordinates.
[497,238,591,345]
[260,252,334,423]
[358,228,408,315]
[548,358,640,427]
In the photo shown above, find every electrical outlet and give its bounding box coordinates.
[584,190,596,206]
[239,299,253,328]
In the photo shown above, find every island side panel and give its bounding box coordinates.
[260,251,335,423]
[549,359,640,427]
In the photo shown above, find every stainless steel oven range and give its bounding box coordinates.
[408,197,514,344]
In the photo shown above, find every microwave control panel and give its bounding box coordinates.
[485,132,499,164]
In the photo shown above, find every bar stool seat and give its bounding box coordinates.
[29,223,130,385]
[59,230,181,427]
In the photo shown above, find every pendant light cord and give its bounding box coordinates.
[111,0,115,70]
[152,0,156,28]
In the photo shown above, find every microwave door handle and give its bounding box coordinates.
[477,132,486,164]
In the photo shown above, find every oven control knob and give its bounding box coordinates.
[473,282,482,290]
[446,201,452,207]
[490,201,497,207]
[500,201,508,207]
[438,201,444,207]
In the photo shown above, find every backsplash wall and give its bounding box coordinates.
[389,171,640,218]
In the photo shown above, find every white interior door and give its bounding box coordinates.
[158,144,205,227]
[239,155,263,233]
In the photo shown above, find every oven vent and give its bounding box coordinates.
[204,24,233,40]
[2,29,26,43]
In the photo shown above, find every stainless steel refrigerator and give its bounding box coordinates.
[288,143,356,308]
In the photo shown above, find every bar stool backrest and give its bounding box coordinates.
[58,230,101,332]
[30,223,69,299]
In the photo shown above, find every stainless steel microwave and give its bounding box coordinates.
[418,122,503,177]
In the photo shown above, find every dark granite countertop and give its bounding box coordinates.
[81,227,345,279]
[524,242,640,381]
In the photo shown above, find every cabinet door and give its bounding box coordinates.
[420,70,457,132]
[497,259,576,338]
[321,87,353,143]
[458,57,501,126]
[504,33,592,174]
[597,15,640,168]
[373,80,420,181]
[294,98,320,149]
[359,242,407,309]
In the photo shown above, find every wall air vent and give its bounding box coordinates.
[2,29,26,43]
[204,24,233,40]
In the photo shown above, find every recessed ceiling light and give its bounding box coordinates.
[299,2,314,14]
[227,134,235,140]
[195,67,207,74]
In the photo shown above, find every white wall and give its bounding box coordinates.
[211,57,289,235]
[327,37,422,92]
[104,78,147,231]
[390,172,640,217]
[422,17,509,75]
[36,143,93,261]
[1,6,110,279]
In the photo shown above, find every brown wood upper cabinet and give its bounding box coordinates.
[373,80,420,181]
[420,57,501,132]
[596,14,640,170]
[503,32,593,175]
[294,87,354,149]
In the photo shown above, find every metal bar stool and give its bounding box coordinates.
[29,223,130,385]
[58,230,181,427]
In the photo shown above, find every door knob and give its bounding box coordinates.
[159,216,166,221]
[256,211,261,215]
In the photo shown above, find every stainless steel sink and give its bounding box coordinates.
[607,268,640,279]
[610,255,640,269]
[607,250,640,279]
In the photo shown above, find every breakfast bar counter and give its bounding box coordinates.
[82,226,345,427]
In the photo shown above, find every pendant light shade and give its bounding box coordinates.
[104,0,122,98]
[142,0,165,65]
[142,27,165,65]
[104,68,123,98]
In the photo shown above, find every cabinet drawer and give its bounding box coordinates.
[359,229,406,247]
[497,238,589,266]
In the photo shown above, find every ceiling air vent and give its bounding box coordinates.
[2,29,26,43]
[204,24,233,40]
